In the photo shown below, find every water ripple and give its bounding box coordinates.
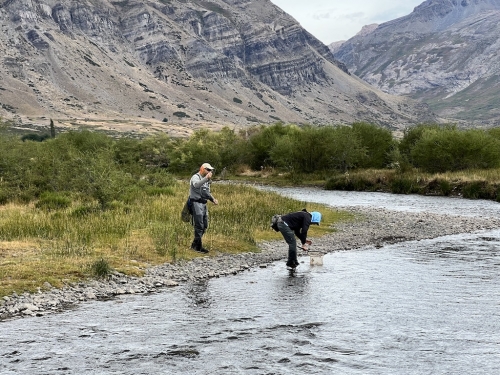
[1,193,500,374]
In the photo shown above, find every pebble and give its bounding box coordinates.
[1,207,499,321]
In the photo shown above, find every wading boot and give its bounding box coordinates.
[191,239,208,254]
[199,240,209,253]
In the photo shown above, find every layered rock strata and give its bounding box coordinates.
[0,0,432,133]
[333,0,500,124]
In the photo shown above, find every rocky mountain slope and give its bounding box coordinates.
[333,0,500,125]
[0,0,432,136]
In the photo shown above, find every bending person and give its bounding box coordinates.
[277,209,321,268]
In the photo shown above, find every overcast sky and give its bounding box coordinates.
[270,0,424,45]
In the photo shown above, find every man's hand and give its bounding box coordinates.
[213,198,219,205]
[305,240,312,245]
[206,171,213,179]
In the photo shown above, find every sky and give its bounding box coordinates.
[270,0,424,45]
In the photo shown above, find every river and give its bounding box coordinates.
[1,189,499,374]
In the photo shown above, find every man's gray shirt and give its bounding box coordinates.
[189,173,214,202]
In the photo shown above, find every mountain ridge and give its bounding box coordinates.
[333,0,500,125]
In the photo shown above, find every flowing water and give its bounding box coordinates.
[1,190,500,374]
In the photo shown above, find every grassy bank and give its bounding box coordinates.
[0,182,351,298]
[324,168,500,201]
[228,166,500,202]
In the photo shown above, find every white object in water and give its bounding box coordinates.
[309,251,324,266]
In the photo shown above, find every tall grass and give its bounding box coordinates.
[0,182,348,297]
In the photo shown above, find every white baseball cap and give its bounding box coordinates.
[201,163,215,171]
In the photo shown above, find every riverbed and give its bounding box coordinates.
[1,189,500,374]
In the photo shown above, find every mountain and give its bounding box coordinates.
[0,0,432,136]
[328,24,378,55]
[333,0,500,125]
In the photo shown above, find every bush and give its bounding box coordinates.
[399,124,441,164]
[325,173,378,191]
[437,179,452,196]
[410,126,500,173]
[391,177,416,194]
[71,205,98,218]
[325,175,352,190]
[21,133,50,142]
[89,258,112,278]
[461,181,496,200]
[267,125,366,173]
[173,111,189,118]
[240,124,284,169]
[166,127,249,173]
[352,122,394,168]
[35,192,72,210]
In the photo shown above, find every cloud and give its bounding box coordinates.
[342,12,366,22]
[312,11,332,21]
[313,10,365,22]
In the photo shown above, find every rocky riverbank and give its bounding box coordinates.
[1,207,499,321]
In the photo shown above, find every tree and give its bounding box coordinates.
[50,119,56,138]
[411,127,500,172]
[352,122,394,168]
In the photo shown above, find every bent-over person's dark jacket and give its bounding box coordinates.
[280,211,312,245]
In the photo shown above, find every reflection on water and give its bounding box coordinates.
[1,230,499,374]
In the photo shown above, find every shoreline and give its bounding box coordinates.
[1,207,500,322]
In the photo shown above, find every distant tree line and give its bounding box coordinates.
[2,121,500,205]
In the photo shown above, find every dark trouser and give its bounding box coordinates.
[278,221,297,264]
[191,202,208,249]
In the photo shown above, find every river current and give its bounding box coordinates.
[1,190,499,374]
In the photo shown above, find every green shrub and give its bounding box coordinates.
[325,173,378,191]
[438,179,453,196]
[268,125,366,173]
[71,205,98,218]
[461,181,495,200]
[21,133,50,142]
[352,122,394,168]
[173,111,189,118]
[325,174,355,191]
[35,192,72,210]
[410,126,500,173]
[89,258,112,278]
[399,124,440,164]
[0,189,9,205]
[247,123,293,170]
[350,175,377,191]
[391,177,415,194]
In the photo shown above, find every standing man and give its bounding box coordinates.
[189,162,218,253]
[277,209,321,268]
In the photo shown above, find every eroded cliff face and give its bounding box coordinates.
[333,0,500,124]
[0,0,432,135]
